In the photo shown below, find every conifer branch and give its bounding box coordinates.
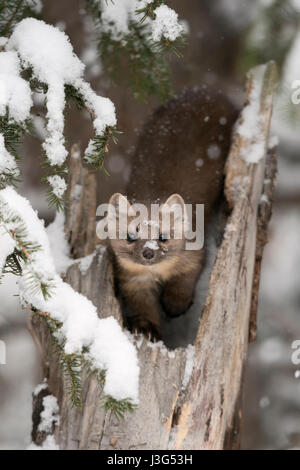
[85,0,186,101]
[0,200,136,413]
[0,0,41,37]
[0,2,140,416]
[3,0,24,37]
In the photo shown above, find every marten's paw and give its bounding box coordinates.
[126,317,161,342]
[132,323,161,342]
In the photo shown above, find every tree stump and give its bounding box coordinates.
[29,62,277,450]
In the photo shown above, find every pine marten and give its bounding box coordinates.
[104,87,238,340]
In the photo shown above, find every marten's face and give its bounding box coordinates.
[103,193,187,274]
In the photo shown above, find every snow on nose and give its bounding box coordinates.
[144,240,159,250]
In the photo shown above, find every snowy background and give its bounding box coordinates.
[1,0,300,449]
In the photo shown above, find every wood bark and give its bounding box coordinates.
[29,62,277,450]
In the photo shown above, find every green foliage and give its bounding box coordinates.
[0,201,41,261]
[102,395,137,419]
[83,365,136,417]
[40,314,84,408]
[241,0,299,75]
[0,115,28,159]
[22,269,55,300]
[41,164,68,212]
[44,187,66,212]
[0,72,118,210]
[0,0,137,417]
[136,0,164,21]
[0,115,30,188]
[0,200,55,300]
[38,315,136,413]
[99,26,172,102]
[84,126,122,174]
[86,0,186,101]
[64,84,120,177]
[2,252,22,276]
[0,0,183,214]
[0,0,41,37]
[65,84,86,111]
[0,191,136,417]
[21,66,48,95]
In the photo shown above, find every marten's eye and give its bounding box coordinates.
[127,232,138,243]
[159,234,168,243]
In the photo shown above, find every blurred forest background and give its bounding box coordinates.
[1,0,300,450]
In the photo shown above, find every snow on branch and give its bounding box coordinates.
[0,18,117,209]
[0,186,140,411]
[86,0,187,100]
[100,0,183,42]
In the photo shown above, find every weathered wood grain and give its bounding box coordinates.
[249,146,277,342]
[65,144,97,259]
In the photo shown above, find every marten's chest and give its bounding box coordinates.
[122,270,162,294]
[117,256,183,291]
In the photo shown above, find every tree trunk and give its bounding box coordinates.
[28,62,277,450]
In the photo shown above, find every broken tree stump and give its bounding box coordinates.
[29,61,277,450]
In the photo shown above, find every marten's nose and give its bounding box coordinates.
[143,248,154,259]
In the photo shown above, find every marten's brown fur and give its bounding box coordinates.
[106,87,239,339]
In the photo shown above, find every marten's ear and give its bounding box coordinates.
[161,194,189,232]
[108,193,130,220]
[164,194,185,210]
